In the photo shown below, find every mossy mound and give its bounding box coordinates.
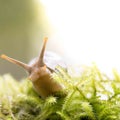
[0,65,120,120]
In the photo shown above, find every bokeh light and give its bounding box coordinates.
[41,0,120,76]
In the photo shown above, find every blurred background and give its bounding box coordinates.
[0,0,52,79]
[0,0,120,79]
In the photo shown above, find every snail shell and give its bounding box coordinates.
[29,51,67,72]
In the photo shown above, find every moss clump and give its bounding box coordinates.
[0,65,120,120]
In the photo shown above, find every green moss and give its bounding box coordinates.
[0,65,120,120]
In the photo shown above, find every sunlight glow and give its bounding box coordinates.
[40,0,120,76]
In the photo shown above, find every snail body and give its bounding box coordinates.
[1,37,66,98]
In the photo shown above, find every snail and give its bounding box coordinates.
[0,37,67,98]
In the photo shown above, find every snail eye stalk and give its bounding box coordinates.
[0,54,32,73]
[38,37,48,67]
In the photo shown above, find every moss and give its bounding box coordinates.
[0,65,120,120]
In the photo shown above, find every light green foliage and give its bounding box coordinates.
[0,65,120,120]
